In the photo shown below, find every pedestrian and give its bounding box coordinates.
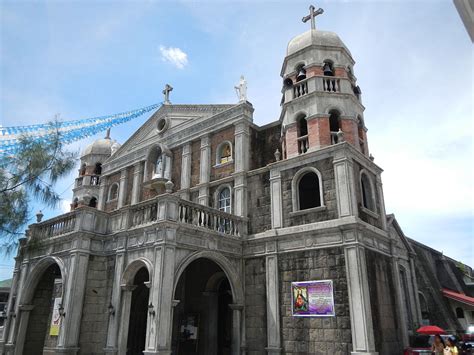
[432,334,445,354]
[444,336,459,355]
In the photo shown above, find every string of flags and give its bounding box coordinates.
[0,103,161,156]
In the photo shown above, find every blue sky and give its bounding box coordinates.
[0,0,472,279]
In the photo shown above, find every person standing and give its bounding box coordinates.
[444,336,459,355]
[432,334,445,354]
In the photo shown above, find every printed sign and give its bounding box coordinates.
[291,280,335,317]
[49,297,62,336]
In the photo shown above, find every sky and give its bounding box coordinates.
[0,0,472,279]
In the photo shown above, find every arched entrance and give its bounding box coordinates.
[24,263,62,355]
[126,266,150,355]
[172,258,234,355]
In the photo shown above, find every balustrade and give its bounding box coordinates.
[323,77,340,92]
[293,80,308,98]
[297,135,309,154]
[34,213,76,239]
[129,199,158,228]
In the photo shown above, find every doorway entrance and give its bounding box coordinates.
[24,263,62,355]
[126,267,150,355]
[172,258,233,355]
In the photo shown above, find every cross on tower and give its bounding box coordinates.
[302,5,324,30]
[162,84,173,104]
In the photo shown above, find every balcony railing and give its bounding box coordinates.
[28,194,246,240]
[297,135,309,154]
[285,75,350,104]
[293,80,308,98]
[322,77,340,92]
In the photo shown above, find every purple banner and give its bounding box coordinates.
[291,280,335,317]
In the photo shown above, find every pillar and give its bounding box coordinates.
[57,252,90,351]
[198,135,211,206]
[375,175,387,230]
[391,257,409,348]
[270,169,283,229]
[105,251,126,354]
[203,292,218,355]
[333,153,358,218]
[117,169,128,209]
[229,304,243,355]
[117,285,135,355]
[131,163,144,205]
[13,305,34,355]
[180,143,192,199]
[344,246,378,355]
[98,176,108,210]
[265,254,281,354]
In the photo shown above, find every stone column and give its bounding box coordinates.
[265,253,281,355]
[409,254,422,325]
[131,163,144,205]
[57,252,90,351]
[391,257,409,348]
[375,175,388,230]
[98,176,108,210]
[0,253,21,348]
[117,169,128,209]
[344,246,378,355]
[269,169,283,229]
[105,251,126,354]
[145,240,176,355]
[13,304,34,355]
[180,143,192,199]
[229,304,243,355]
[198,135,211,206]
[234,122,249,172]
[117,285,135,355]
[333,153,358,218]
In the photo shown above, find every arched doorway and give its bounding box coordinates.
[126,267,150,355]
[24,263,62,355]
[172,258,234,355]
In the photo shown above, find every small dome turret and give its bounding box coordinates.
[286,29,352,57]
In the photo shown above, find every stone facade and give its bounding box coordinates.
[2,12,461,355]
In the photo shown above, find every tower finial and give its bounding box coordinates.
[105,128,111,139]
[302,5,324,30]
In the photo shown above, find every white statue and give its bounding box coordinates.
[154,155,163,178]
[234,75,247,102]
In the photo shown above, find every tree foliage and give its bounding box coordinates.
[0,125,77,251]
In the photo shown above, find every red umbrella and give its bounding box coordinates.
[417,326,446,335]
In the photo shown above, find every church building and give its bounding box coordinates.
[1,5,468,355]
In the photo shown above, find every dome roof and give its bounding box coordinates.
[286,29,351,57]
[82,138,116,156]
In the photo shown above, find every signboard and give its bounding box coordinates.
[291,280,335,317]
[49,297,62,336]
[49,279,62,336]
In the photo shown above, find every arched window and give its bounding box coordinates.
[94,162,102,175]
[108,183,119,201]
[89,197,97,208]
[456,307,465,318]
[216,142,232,165]
[296,115,309,154]
[360,171,376,211]
[80,163,86,176]
[329,110,341,144]
[218,187,231,213]
[323,60,334,76]
[146,144,172,181]
[298,172,321,210]
[298,116,308,137]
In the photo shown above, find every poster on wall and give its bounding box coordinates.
[291,280,335,317]
[49,297,62,336]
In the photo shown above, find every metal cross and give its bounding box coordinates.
[302,5,324,30]
[162,84,173,104]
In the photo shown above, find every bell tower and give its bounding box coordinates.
[280,6,368,158]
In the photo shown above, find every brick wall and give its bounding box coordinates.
[190,140,201,187]
[280,158,337,227]
[78,255,115,354]
[278,248,352,354]
[171,147,182,191]
[244,257,267,355]
[340,119,358,149]
[285,125,299,157]
[125,167,134,206]
[365,249,403,355]
[247,171,272,234]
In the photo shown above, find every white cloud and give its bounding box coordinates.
[60,199,72,214]
[159,45,188,69]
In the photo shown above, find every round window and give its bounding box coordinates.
[156,117,169,133]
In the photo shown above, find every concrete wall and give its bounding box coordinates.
[365,249,402,355]
[278,248,351,354]
[78,255,115,355]
[247,171,272,234]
